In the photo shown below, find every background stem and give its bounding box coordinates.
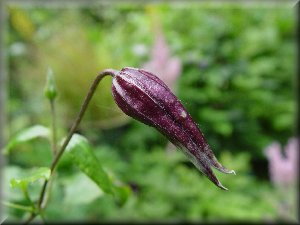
[39,96,58,210]
[1,201,34,213]
[50,100,57,155]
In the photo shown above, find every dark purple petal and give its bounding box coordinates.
[111,67,235,190]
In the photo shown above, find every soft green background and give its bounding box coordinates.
[4,2,297,223]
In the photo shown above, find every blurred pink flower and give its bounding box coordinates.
[264,137,299,186]
[143,31,181,90]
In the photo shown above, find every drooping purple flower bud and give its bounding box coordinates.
[111,67,235,190]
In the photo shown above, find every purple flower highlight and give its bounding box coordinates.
[265,137,299,186]
[143,31,181,90]
[111,67,235,190]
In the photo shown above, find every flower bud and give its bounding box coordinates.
[44,67,57,101]
[111,67,235,190]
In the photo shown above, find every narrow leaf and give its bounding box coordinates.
[4,125,50,154]
[65,134,113,194]
[10,167,51,189]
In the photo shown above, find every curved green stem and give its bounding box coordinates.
[24,69,118,224]
[49,69,117,174]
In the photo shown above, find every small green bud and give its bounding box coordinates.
[44,67,57,101]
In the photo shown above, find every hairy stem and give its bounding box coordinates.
[25,69,118,224]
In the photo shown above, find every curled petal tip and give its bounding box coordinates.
[217,182,229,191]
[223,169,236,175]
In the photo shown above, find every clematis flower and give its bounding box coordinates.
[110,67,235,190]
[264,137,298,186]
[143,31,181,90]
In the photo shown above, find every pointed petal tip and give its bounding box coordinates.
[209,159,236,175]
[217,168,236,175]
[229,170,236,175]
[217,181,229,191]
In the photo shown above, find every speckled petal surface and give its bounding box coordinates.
[111,67,235,190]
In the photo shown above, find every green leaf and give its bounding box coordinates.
[112,185,131,206]
[63,173,104,205]
[104,169,132,206]
[65,134,113,194]
[10,167,51,189]
[3,125,50,155]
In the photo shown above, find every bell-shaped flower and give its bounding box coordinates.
[110,67,235,190]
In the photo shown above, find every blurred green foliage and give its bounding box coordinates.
[4,2,296,223]
[4,143,278,222]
